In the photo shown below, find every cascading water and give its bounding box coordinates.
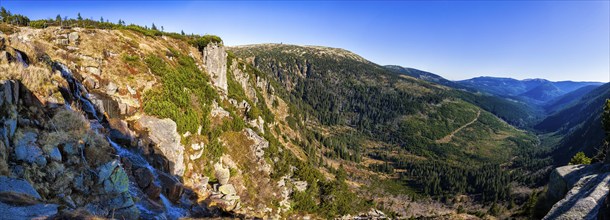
[51,61,188,219]
[14,49,29,68]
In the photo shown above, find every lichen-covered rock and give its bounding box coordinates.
[214,162,230,185]
[97,160,129,194]
[135,116,185,176]
[202,42,227,94]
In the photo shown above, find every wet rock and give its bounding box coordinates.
[144,182,162,199]
[158,172,183,202]
[97,160,129,194]
[134,167,154,189]
[135,116,185,176]
[214,163,230,185]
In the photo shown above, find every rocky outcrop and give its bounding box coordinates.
[135,116,185,176]
[543,164,610,219]
[244,128,271,174]
[0,177,59,219]
[202,42,227,94]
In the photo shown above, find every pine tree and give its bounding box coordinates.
[77,13,82,21]
[181,30,185,35]
[100,16,104,23]
[151,23,158,31]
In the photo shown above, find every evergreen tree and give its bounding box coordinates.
[181,30,185,35]
[56,14,61,23]
[77,12,82,21]
[0,7,10,22]
[151,23,158,31]
[100,16,104,23]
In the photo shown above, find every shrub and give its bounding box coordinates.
[569,152,591,165]
[29,20,47,28]
[83,131,113,167]
[49,109,88,133]
[190,35,222,51]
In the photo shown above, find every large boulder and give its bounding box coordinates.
[135,116,185,176]
[0,176,59,218]
[97,160,129,194]
[202,42,227,94]
[543,164,610,220]
[158,172,183,203]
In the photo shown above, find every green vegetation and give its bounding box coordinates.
[142,50,218,134]
[569,152,591,165]
[230,44,546,209]
[190,35,223,51]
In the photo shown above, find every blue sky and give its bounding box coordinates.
[3,1,609,82]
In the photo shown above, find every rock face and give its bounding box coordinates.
[0,176,59,218]
[543,164,610,219]
[202,42,227,94]
[136,116,185,176]
[244,128,271,174]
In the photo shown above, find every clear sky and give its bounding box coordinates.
[2,1,609,82]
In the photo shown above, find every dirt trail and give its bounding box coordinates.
[436,110,481,144]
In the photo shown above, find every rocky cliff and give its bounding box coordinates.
[0,25,312,219]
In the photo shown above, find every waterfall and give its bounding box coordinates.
[14,49,29,68]
[52,61,188,219]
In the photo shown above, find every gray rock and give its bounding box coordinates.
[0,176,42,199]
[219,184,236,195]
[202,42,227,94]
[61,142,79,156]
[0,202,58,218]
[14,132,46,166]
[106,82,118,95]
[547,164,603,205]
[293,180,308,192]
[48,147,62,161]
[214,163,230,185]
[136,116,184,176]
[97,160,129,194]
[86,66,101,76]
[543,172,610,220]
[4,119,16,138]
[68,32,79,43]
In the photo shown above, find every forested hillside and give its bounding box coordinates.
[230,44,553,217]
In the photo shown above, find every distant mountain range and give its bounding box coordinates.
[385,65,610,167]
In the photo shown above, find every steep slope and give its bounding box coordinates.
[519,81,563,102]
[544,85,600,114]
[230,44,548,217]
[1,24,371,219]
[535,83,610,165]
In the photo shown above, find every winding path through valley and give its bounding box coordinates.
[436,110,481,144]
